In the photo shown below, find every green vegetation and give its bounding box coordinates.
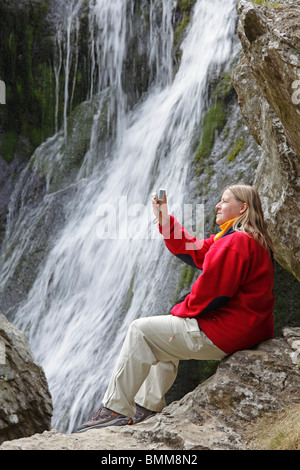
[1,131,18,163]
[0,1,54,161]
[172,262,196,305]
[227,137,245,163]
[178,264,196,292]
[0,0,90,163]
[252,0,280,7]
[124,274,135,312]
[173,0,197,65]
[212,71,233,102]
[194,102,227,175]
[193,70,235,176]
[223,126,230,139]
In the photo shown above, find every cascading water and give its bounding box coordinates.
[53,0,86,137]
[0,0,238,432]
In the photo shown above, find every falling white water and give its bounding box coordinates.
[53,0,85,137]
[88,0,128,137]
[1,0,237,432]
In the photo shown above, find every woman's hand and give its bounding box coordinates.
[151,192,169,225]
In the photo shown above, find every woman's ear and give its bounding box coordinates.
[240,202,247,215]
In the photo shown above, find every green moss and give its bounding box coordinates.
[27,96,102,193]
[124,274,135,312]
[252,0,280,7]
[174,12,191,46]
[30,128,43,148]
[178,0,196,8]
[0,1,53,157]
[224,126,230,140]
[212,71,233,102]
[0,0,90,163]
[194,102,227,174]
[227,138,246,163]
[1,131,18,162]
[172,263,197,305]
[179,264,196,291]
[173,0,197,65]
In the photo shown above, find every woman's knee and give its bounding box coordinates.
[126,318,150,342]
[130,317,144,332]
[129,317,150,336]
[129,316,162,338]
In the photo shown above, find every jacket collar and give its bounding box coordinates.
[214,218,237,242]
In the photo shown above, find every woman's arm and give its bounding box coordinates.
[151,193,214,269]
[160,215,215,269]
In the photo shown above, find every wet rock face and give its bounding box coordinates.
[232,0,300,281]
[0,312,52,445]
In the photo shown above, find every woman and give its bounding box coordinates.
[77,184,274,432]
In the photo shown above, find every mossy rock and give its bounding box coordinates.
[0,0,90,163]
[194,102,227,173]
[227,137,246,163]
[28,95,105,194]
[172,0,197,66]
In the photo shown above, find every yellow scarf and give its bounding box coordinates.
[214,218,237,242]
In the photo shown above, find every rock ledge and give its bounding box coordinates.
[1,327,299,450]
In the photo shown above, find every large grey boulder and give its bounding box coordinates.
[0,312,52,444]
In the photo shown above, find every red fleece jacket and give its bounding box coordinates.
[160,216,274,355]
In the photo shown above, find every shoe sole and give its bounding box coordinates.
[76,417,132,433]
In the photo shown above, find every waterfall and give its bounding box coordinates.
[88,0,128,138]
[53,0,85,137]
[0,0,238,432]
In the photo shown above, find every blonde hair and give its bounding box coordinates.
[225,184,274,254]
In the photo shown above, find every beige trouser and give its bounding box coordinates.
[102,315,226,418]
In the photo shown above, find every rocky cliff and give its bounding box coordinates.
[232,0,300,281]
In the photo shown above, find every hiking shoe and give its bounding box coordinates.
[130,403,156,425]
[76,406,132,432]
